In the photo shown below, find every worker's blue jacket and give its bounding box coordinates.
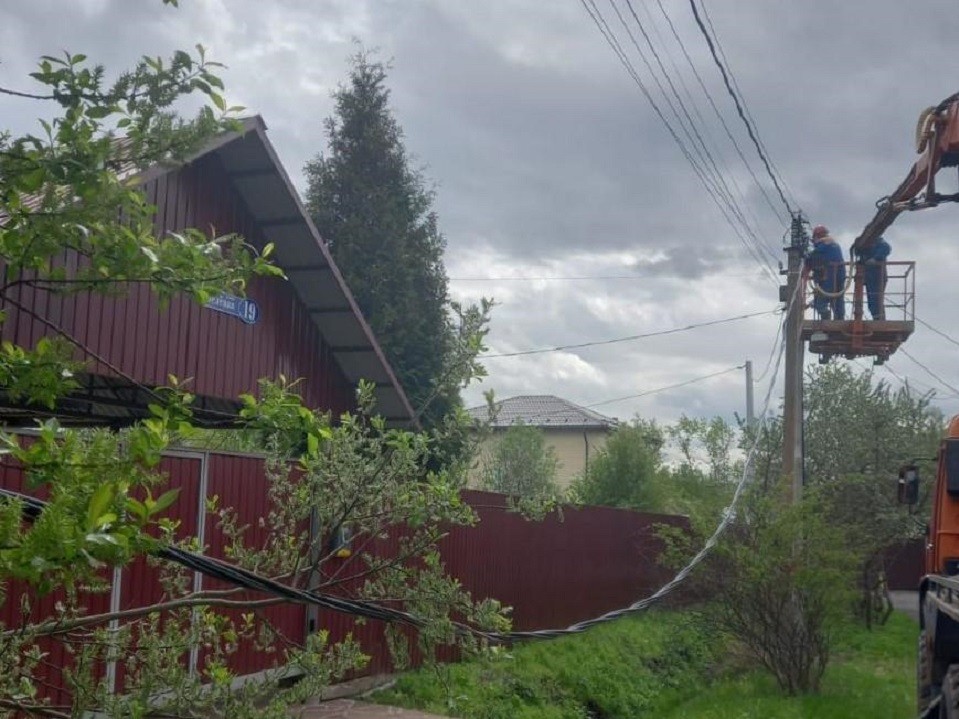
[860,237,891,285]
[807,238,846,291]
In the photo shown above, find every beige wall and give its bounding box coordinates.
[469,427,610,491]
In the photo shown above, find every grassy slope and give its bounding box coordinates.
[373,610,917,719]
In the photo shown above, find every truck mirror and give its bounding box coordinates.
[897,464,920,505]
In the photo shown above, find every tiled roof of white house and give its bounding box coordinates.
[467,395,618,429]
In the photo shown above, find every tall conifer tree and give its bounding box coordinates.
[305,53,454,424]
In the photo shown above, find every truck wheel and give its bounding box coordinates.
[943,664,959,718]
[920,630,933,715]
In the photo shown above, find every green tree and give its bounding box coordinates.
[803,363,942,484]
[304,53,456,425]
[659,416,738,524]
[481,423,560,500]
[0,11,507,716]
[573,420,665,510]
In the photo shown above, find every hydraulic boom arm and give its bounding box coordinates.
[854,93,959,254]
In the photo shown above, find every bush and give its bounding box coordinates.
[710,487,856,694]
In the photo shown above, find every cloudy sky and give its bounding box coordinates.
[3,0,959,425]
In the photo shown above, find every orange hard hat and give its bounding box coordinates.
[812,225,829,240]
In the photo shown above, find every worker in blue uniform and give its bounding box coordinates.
[858,236,891,320]
[807,225,846,320]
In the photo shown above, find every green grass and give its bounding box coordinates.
[371,610,918,719]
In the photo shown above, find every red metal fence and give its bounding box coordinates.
[1,450,684,699]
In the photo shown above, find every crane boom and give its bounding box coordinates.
[853,93,959,253]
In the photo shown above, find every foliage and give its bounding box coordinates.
[803,363,942,487]
[305,51,464,427]
[375,610,916,719]
[480,423,561,506]
[374,610,718,719]
[709,485,857,695]
[653,613,916,719]
[0,7,505,716]
[571,419,665,510]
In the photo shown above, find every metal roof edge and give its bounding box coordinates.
[239,120,418,428]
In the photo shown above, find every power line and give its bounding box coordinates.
[616,0,777,266]
[687,0,794,216]
[0,319,789,644]
[578,0,778,284]
[881,360,953,398]
[650,0,786,225]
[697,0,799,209]
[484,307,777,358]
[916,315,959,349]
[900,348,959,397]
[633,0,781,259]
[449,271,766,281]
[585,364,743,408]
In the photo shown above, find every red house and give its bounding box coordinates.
[0,116,414,427]
[0,118,416,698]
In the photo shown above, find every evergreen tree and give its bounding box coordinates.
[305,53,454,424]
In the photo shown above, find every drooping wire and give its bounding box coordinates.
[650,0,787,226]
[578,0,779,284]
[484,307,776,358]
[0,319,787,643]
[687,0,794,217]
[508,314,787,639]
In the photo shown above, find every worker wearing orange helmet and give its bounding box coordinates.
[807,225,846,320]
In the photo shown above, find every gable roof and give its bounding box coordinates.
[4,116,416,428]
[467,395,617,429]
[185,116,416,426]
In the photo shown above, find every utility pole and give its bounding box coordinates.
[744,360,755,428]
[781,215,807,503]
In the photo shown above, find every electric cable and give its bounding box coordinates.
[697,0,800,209]
[687,0,794,216]
[900,348,959,397]
[483,307,777,358]
[617,0,777,267]
[578,0,779,284]
[916,315,959,350]
[634,0,781,261]
[0,320,787,643]
[651,0,787,225]
[584,365,743,408]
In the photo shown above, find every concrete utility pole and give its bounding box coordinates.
[781,215,807,503]
[744,360,755,428]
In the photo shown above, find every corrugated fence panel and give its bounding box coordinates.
[3,452,684,702]
[201,453,307,678]
[0,453,113,709]
[444,491,685,631]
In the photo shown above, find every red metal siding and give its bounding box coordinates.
[0,154,355,415]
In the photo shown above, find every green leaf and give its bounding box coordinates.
[20,168,45,193]
[126,498,148,523]
[151,488,180,516]
[210,92,226,112]
[86,484,115,532]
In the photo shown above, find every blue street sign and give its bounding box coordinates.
[205,293,260,325]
